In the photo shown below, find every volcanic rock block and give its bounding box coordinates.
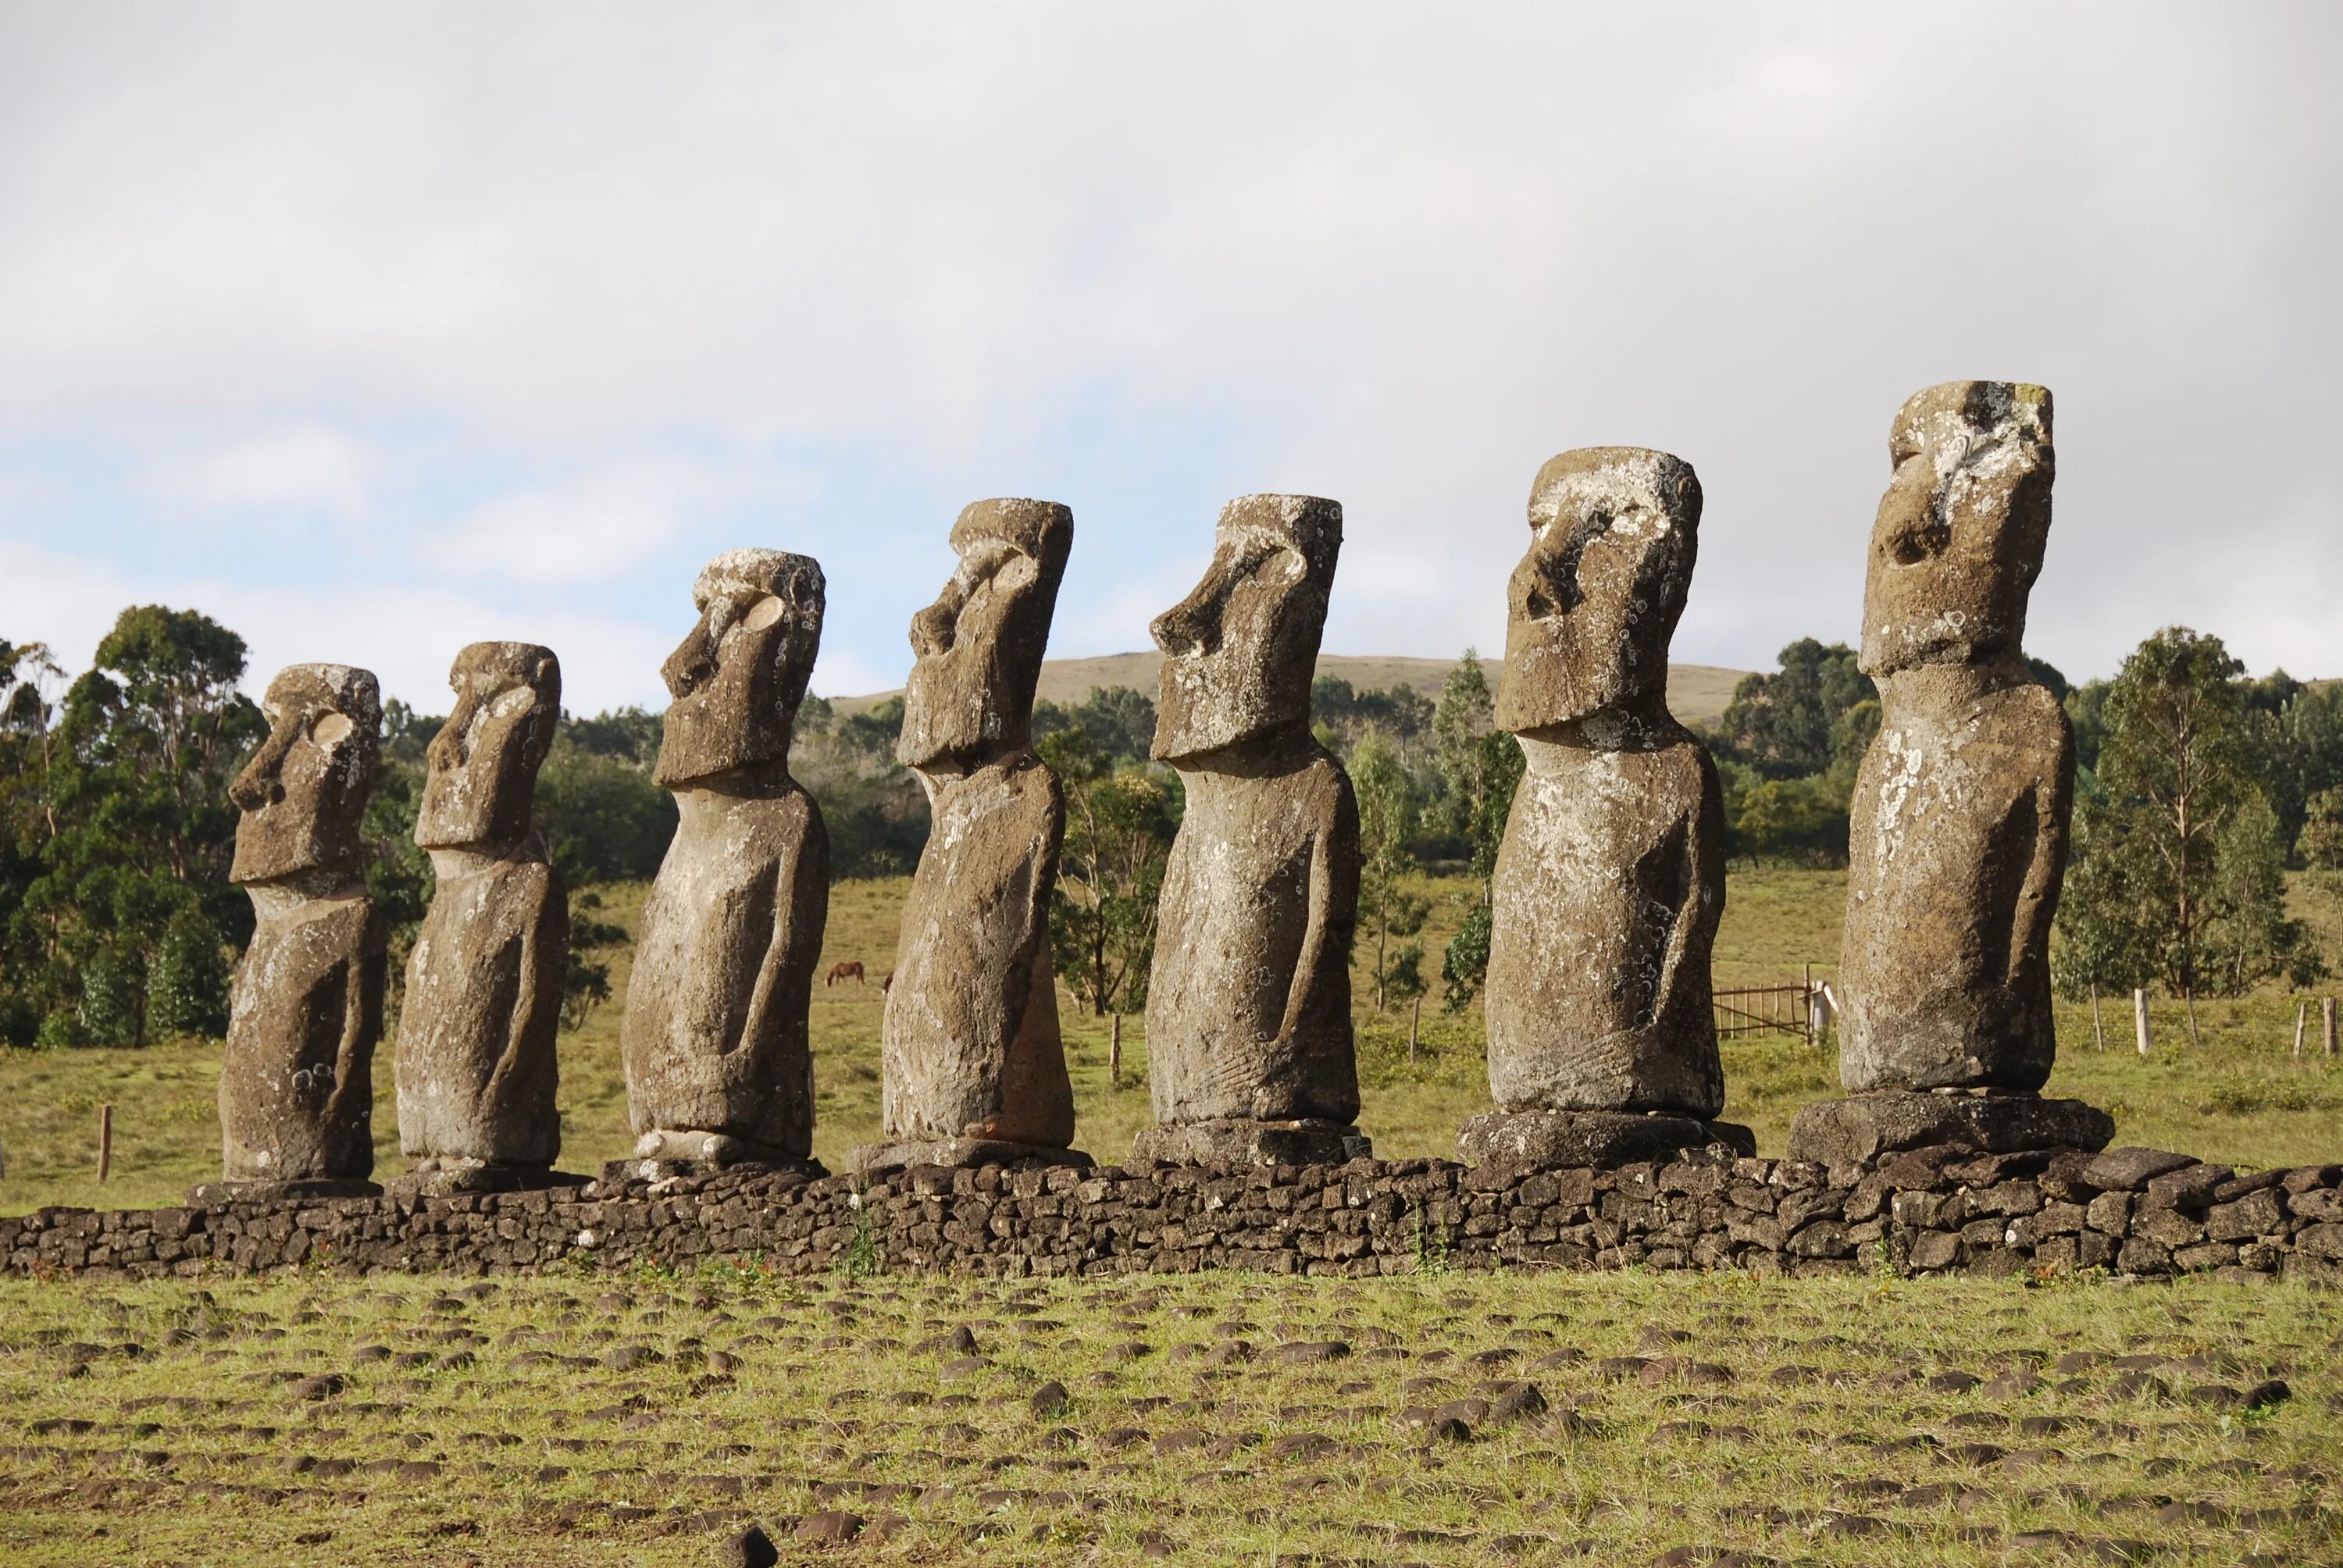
[1136,494,1367,1167]
[205,664,387,1203]
[856,501,1087,1174]
[1786,1091,2114,1167]
[1793,382,2101,1162]
[393,643,576,1196]
[1467,447,1747,1168]
[1458,1109,1756,1171]
[617,549,831,1181]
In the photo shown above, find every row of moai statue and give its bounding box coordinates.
[194,378,2112,1203]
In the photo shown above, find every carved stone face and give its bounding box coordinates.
[229,664,382,884]
[1151,494,1342,764]
[1496,447,1700,735]
[415,642,561,850]
[1861,380,2054,678]
[897,500,1073,774]
[654,549,825,789]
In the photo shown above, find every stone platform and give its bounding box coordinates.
[1788,1091,2115,1165]
[46,1142,2331,1285]
[847,1139,1093,1176]
[598,1156,829,1185]
[1457,1110,1756,1170]
[383,1167,591,1199]
[1130,1118,1371,1167]
[186,1178,381,1206]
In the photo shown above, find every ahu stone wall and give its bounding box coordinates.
[6,1145,2340,1285]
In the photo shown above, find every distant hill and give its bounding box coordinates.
[835,654,1752,731]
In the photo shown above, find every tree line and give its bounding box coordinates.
[2,604,2332,1051]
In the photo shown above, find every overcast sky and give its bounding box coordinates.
[2,3,2337,714]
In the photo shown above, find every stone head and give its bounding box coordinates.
[897,499,1074,773]
[1150,494,1342,764]
[1861,380,2054,678]
[415,642,562,850]
[1495,447,1701,734]
[229,663,382,885]
[654,549,825,789]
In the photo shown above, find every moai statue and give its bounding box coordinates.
[198,664,387,1203]
[1134,494,1368,1167]
[392,643,574,1195]
[852,500,1088,1173]
[1788,382,2112,1163]
[617,550,831,1179]
[1457,448,1753,1170]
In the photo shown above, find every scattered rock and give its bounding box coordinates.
[2082,1149,2196,1193]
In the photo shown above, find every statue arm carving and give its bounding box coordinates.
[487,869,565,1103]
[325,912,386,1131]
[1280,774,1360,1045]
[2009,718,2075,987]
[1651,764,1724,1032]
[739,807,831,1054]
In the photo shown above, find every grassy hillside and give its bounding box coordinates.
[3,1267,2337,1566]
[836,654,1749,732]
[5,869,2338,1216]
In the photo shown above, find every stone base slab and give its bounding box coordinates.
[847,1139,1093,1176]
[1457,1109,1757,1170]
[599,1156,829,1185]
[1130,1119,1371,1167]
[383,1166,590,1199]
[1788,1091,2114,1164]
[187,1178,382,1206]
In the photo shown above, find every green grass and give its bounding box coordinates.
[0,1268,2336,1566]
[5,870,2341,1216]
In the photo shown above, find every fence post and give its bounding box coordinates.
[2091,984,2105,1053]
[98,1103,113,1185]
[1409,996,1421,1064]
[2133,989,2151,1057]
[2295,1001,2309,1059]
[2326,996,2338,1059]
[1109,1014,1123,1089]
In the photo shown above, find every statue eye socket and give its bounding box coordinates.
[309,712,354,748]
[740,595,786,633]
[487,687,534,722]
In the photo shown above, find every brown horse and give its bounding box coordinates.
[824,960,866,987]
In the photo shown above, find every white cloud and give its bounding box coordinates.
[0,536,674,715]
[434,459,736,583]
[159,426,369,519]
[0,2,2337,682]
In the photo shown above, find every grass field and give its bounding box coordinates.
[3,871,2341,1217]
[0,1267,2336,1566]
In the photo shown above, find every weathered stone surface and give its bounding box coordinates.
[622,551,829,1165]
[1482,448,1726,1125]
[851,1138,1094,1176]
[394,643,569,1182]
[1457,1109,1753,1170]
[1794,383,2088,1163]
[2082,1146,2198,1192]
[24,1139,2333,1284]
[214,665,387,1192]
[865,501,1082,1169]
[1787,1091,2113,1165]
[1143,496,1362,1160]
[1835,383,2074,1099]
[1129,1118,1369,1167]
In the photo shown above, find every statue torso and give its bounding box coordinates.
[622,784,828,1150]
[1147,751,1359,1124]
[883,756,1071,1143]
[1485,735,1724,1116]
[1842,676,2072,1091]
